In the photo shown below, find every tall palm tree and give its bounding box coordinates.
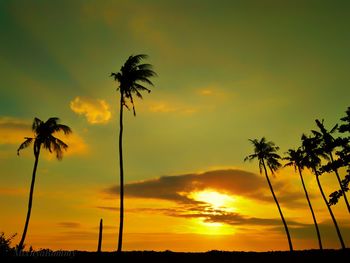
[111,54,156,252]
[17,117,71,250]
[244,137,293,251]
[301,134,346,249]
[284,148,323,249]
[312,119,350,212]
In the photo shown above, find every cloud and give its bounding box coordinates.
[101,169,309,228]
[57,222,81,228]
[0,116,31,144]
[147,100,197,115]
[103,169,304,207]
[70,96,112,124]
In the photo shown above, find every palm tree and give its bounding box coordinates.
[284,148,323,249]
[17,117,71,250]
[338,107,350,134]
[312,119,350,212]
[301,134,346,249]
[244,137,293,251]
[111,54,156,252]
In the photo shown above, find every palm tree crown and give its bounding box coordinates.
[312,119,339,154]
[111,54,157,116]
[284,148,305,171]
[17,117,72,159]
[301,134,328,171]
[244,137,282,174]
[339,107,350,133]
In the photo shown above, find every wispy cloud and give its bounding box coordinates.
[146,100,197,115]
[70,97,112,124]
[57,222,81,228]
[0,116,31,145]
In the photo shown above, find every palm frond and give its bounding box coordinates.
[330,124,338,134]
[17,137,33,155]
[42,137,52,153]
[137,63,154,71]
[134,89,143,99]
[32,118,43,133]
[134,83,151,93]
[51,137,68,160]
[136,76,155,86]
[244,153,258,162]
[53,124,72,135]
[46,117,60,126]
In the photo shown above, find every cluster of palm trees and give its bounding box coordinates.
[245,107,350,251]
[16,53,349,253]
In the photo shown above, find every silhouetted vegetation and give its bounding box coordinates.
[328,107,350,205]
[110,54,157,252]
[312,119,350,212]
[300,134,345,249]
[16,117,71,251]
[0,232,16,256]
[244,138,293,251]
[284,148,323,249]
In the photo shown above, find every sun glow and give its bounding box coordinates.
[189,190,236,210]
[184,190,238,234]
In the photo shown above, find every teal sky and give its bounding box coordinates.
[1,0,350,251]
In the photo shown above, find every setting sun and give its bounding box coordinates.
[189,190,236,210]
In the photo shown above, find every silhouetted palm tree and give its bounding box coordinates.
[111,54,156,252]
[312,119,350,213]
[301,134,345,249]
[339,107,350,134]
[284,148,322,250]
[17,117,71,250]
[245,137,293,251]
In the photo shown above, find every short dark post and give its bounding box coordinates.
[97,218,103,253]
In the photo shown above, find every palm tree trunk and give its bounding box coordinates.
[18,148,40,251]
[262,160,293,251]
[97,218,103,253]
[117,94,124,253]
[297,166,323,250]
[329,153,350,213]
[314,168,346,249]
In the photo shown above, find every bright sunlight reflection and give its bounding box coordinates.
[184,190,237,235]
[189,190,236,210]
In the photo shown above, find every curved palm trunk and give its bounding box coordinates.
[313,168,346,249]
[18,148,40,251]
[297,166,322,250]
[262,160,293,251]
[117,94,124,252]
[329,153,350,213]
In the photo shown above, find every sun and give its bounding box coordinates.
[189,190,236,211]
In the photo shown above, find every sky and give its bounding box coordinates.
[0,0,350,252]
